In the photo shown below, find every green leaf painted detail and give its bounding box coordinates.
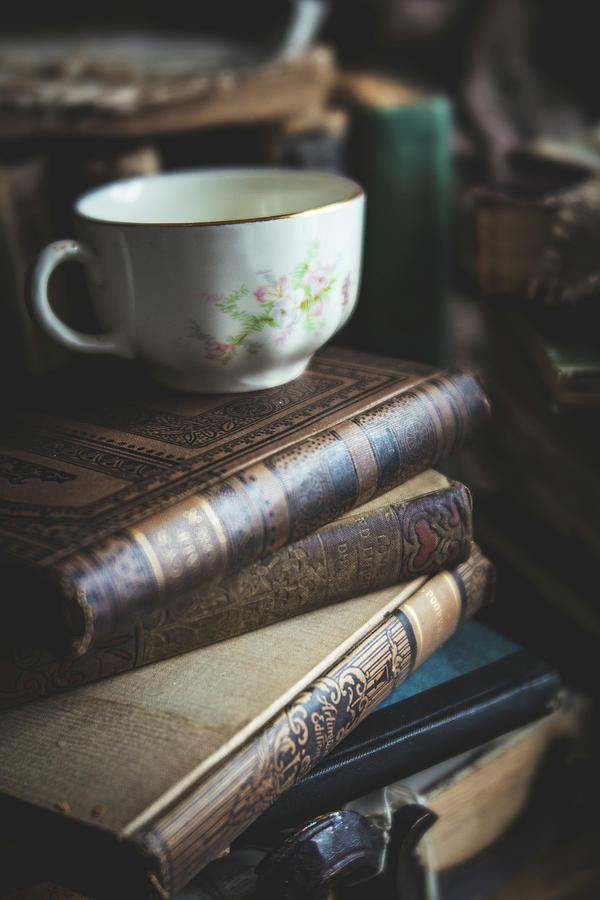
[187,242,350,364]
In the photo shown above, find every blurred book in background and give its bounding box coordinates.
[335,72,453,367]
[451,148,600,694]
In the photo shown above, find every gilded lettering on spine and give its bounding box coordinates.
[141,547,492,897]
[0,480,474,707]
[47,370,489,653]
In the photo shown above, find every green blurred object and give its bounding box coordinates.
[340,80,452,366]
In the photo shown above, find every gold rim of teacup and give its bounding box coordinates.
[73,171,364,228]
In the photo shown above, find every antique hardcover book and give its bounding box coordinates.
[0,346,489,654]
[485,308,600,562]
[329,692,586,900]
[0,468,474,709]
[0,545,493,900]
[244,619,563,837]
[418,695,585,876]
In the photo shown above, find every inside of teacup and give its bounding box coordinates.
[75,168,362,225]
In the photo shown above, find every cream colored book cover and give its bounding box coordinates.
[0,547,493,899]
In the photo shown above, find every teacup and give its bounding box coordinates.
[31,167,365,392]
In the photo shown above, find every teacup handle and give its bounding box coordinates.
[31,240,134,358]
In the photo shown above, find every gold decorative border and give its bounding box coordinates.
[73,171,364,228]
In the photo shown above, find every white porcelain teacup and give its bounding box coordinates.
[31,167,365,392]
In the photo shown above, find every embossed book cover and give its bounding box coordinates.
[0,346,489,654]
[0,469,474,709]
[0,545,494,900]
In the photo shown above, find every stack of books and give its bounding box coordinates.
[468,156,600,689]
[0,346,577,899]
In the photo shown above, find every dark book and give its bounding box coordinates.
[468,486,600,693]
[27,621,577,900]
[241,692,584,900]
[336,690,586,900]
[241,618,563,839]
[0,546,494,900]
[0,469,474,709]
[490,305,600,411]
[0,346,489,655]
[336,73,453,366]
[11,615,570,900]
[475,301,600,560]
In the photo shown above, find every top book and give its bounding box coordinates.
[0,347,489,654]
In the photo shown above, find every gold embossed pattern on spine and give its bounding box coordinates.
[138,545,493,897]
[0,475,474,709]
[56,370,488,654]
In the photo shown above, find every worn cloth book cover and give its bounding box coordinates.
[0,469,474,709]
[0,545,493,900]
[0,700,588,900]
[0,346,489,654]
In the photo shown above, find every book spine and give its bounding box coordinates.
[48,369,488,655]
[343,95,452,366]
[136,545,494,898]
[246,650,562,839]
[0,481,473,709]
